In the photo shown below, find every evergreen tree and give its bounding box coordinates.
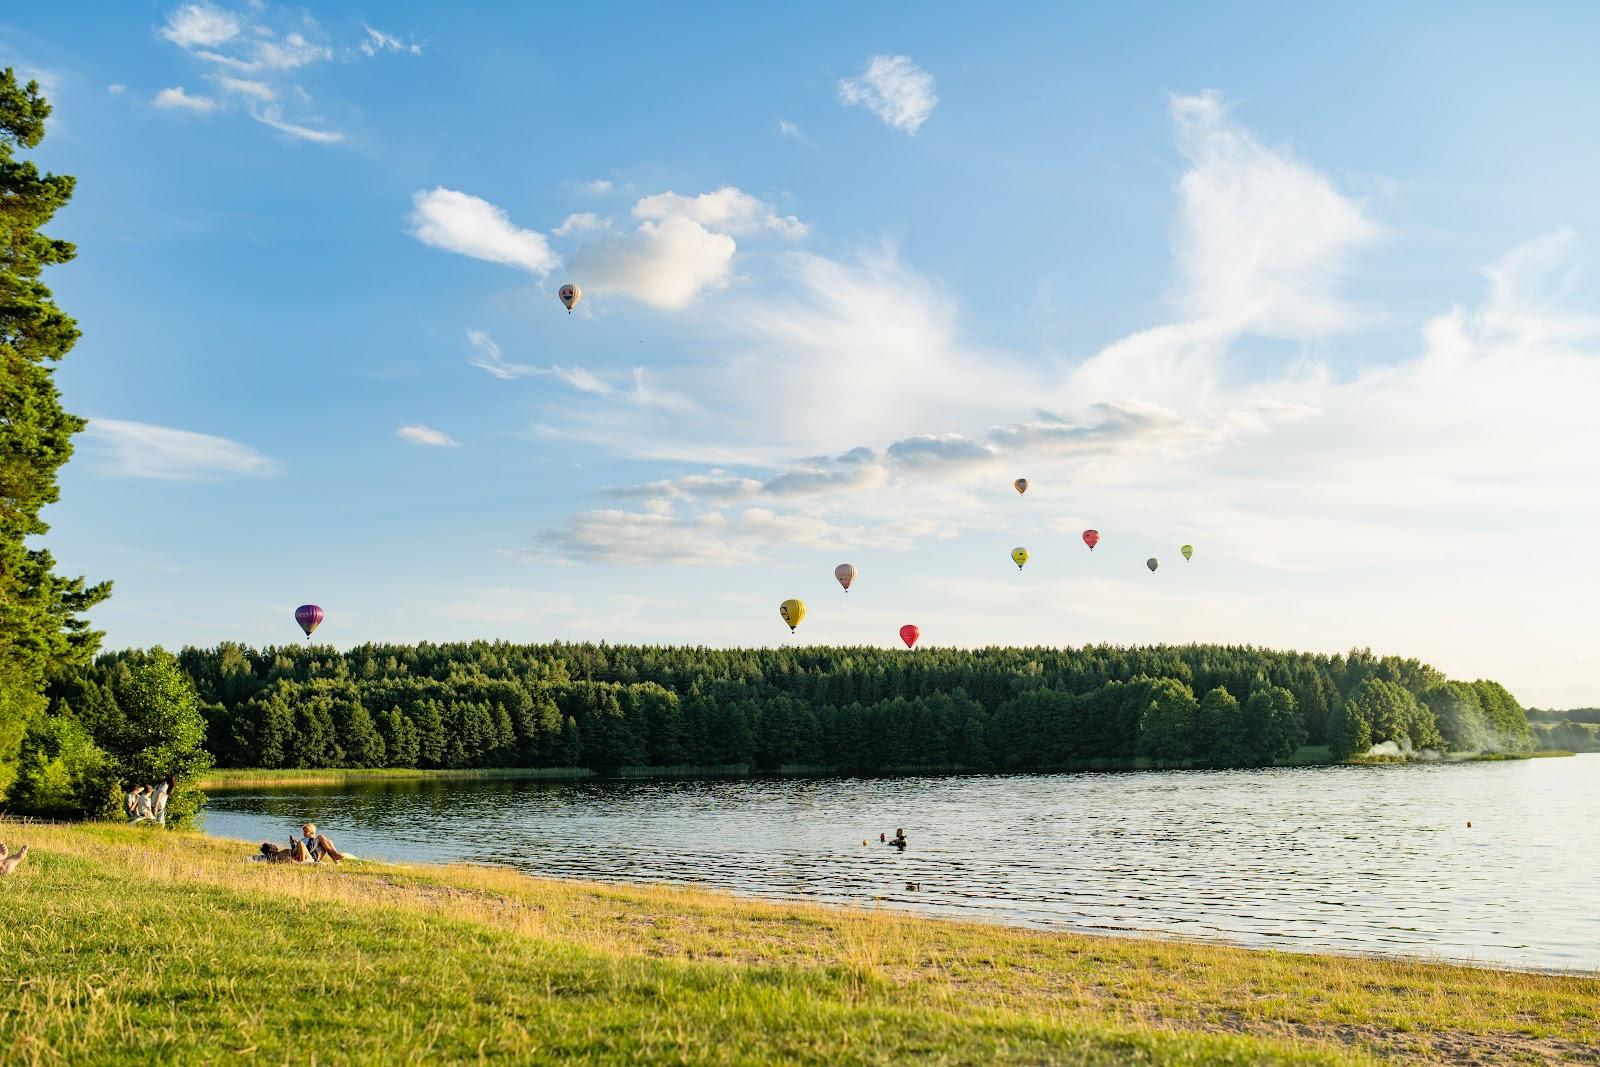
[0,70,111,798]
[1326,700,1372,760]
[1135,679,1199,763]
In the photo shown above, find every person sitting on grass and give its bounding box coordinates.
[259,837,313,863]
[301,823,344,863]
[127,785,154,824]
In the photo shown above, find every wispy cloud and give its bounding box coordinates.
[838,55,937,133]
[584,179,613,194]
[777,119,810,146]
[1169,90,1378,338]
[152,86,218,113]
[154,1,413,143]
[216,75,274,101]
[466,329,542,379]
[359,26,422,57]
[108,83,127,95]
[250,102,343,143]
[86,418,280,480]
[409,188,559,274]
[160,3,240,48]
[396,424,459,447]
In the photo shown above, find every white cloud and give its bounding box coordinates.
[360,26,422,57]
[838,55,937,133]
[1170,90,1378,338]
[778,119,809,145]
[465,330,618,396]
[108,83,127,95]
[396,424,459,447]
[466,329,541,379]
[535,510,742,565]
[86,419,280,481]
[249,102,341,142]
[409,188,559,274]
[585,179,614,194]
[217,75,274,101]
[161,3,240,48]
[158,5,351,141]
[633,186,806,238]
[152,86,218,113]
[568,214,734,308]
[553,212,609,237]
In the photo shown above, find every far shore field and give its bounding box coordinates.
[2,820,1596,1065]
[196,746,1581,790]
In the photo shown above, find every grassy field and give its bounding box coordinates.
[2,821,1596,1065]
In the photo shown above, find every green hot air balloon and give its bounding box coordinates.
[1146,557,1159,573]
[1181,544,1194,561]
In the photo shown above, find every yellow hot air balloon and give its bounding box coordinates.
[779,598,806,632]
[834,563,857,592]
[1181,544,1194,561]
[1011,547,1029,569]
[558,283,581,313]
[1013,477,1028,495]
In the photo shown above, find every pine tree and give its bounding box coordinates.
[0,70,111,798]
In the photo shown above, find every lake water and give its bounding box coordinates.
[202,754,1600,973]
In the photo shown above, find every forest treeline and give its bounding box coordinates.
[34,643,1534,783]
[1526,708,1600,752]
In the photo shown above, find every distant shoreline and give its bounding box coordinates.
[198,746,1575,790]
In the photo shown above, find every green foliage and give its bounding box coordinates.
[43,641,1530,780]
[7,712,120,818]
[1135,678,1199,764]
[1325,701,1372,761]
[1338,678,1441,755]
[0,69,111,799]
[1532,719,1600,752]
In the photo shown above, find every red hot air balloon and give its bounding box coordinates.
[1082,529,1100,551]
[899,624,921,649]
[294,604,324,639]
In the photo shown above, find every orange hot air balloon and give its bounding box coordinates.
[1013,478,1028,496]
[899,624,920,649]
[1082,529,1100,551]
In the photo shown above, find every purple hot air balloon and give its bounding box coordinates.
[294,604,324,639]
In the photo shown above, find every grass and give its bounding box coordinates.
[3,822,1596,1065]
[197,766,598,789]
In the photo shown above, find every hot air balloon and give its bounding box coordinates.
[1082,529,1100,551]
[1146,558,1159,573]
[294,604,324,639]
[558,283,581,313]
[1181,544,1194,561]
[779,598,806,633]
[899,624,920,649]
[835,563,857,592]
[1013,478,1028,496]
[1011,547,1030,569]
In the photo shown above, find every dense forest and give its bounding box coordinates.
[25,643,1534,792]
[1526,708,1600,752]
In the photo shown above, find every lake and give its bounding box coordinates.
[201,754,1599,973]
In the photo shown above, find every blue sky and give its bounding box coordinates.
[5,3,1600,705]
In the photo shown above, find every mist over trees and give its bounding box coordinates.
[19,642,1533,789]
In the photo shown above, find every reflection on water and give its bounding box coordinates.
[203,755,1600,972]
